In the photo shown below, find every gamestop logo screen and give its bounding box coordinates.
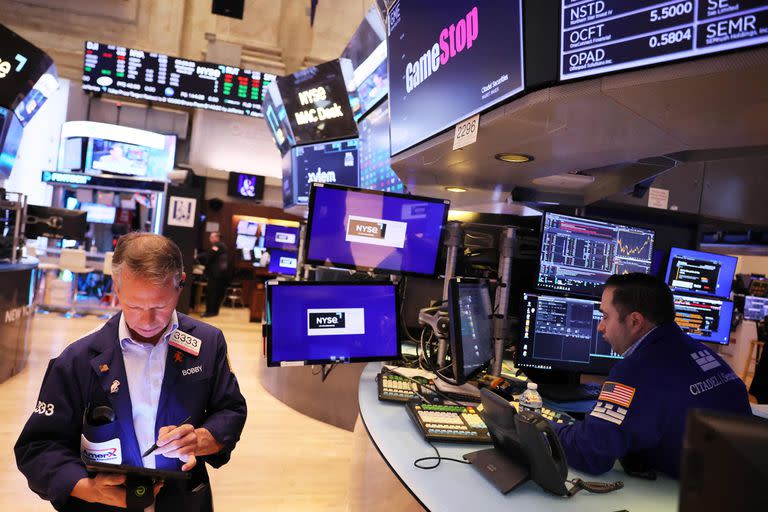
[268,284,399,365]
[307,186,448,276]
[388,0,524,155]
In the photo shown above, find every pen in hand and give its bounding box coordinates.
[142,415,192,458]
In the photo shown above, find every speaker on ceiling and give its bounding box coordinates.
[212,0,244,19]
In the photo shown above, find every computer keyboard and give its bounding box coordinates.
[406,401,492,444]
[539,406,576,425]
[378,372,434,403]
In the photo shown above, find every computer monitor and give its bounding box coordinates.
[665,248,737,299]
[235,234,257,251]
[25,205,87,240]
[516,293,622,375]
[748,278,768,298]
[80,203,117,224]
[357,99,404,193]
[236,220,259,236]
[266,281,401,366]
[744,296,768,322]
[679,409,768,512]
[673,294,734,345]
[264,225,299,252]
[305,184,449,277]
[268,249,298,276]
[537,212,655,298]
[447,278,494,385]
[227,172,265,201]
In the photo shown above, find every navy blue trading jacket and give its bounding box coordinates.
[14,312,247,511]
[553,322,751,477]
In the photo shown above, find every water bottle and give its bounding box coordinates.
[519,382,543,414]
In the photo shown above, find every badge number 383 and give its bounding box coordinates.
[34,400,55,416]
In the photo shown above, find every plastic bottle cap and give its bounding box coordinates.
[527,382,538,390]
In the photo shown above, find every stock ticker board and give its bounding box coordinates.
[82,41,275,117]
[561,0,768,80]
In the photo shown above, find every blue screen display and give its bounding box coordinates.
[674,294,734,345]
[358,100,404,193]
[665,247,738,299]
[388,0,525,155]
[744,296,768,322]
[290,139,359,205]
[306,185,449,276]
[268,249,298,276]
[267,283,400,365]
[264,225,300,252]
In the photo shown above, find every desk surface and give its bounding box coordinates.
[358,362,679,512]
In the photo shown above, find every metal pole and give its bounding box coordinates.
[296,222,307,282]
[491,227,516,376]
[437,221,463,366]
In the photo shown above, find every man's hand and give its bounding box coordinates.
[211,246,219,252]
[154,424,225,471]
[71,474,163,508]
[155,423,198,471]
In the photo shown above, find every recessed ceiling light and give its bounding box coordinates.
[495,153,533,163]
[445,186,467,193]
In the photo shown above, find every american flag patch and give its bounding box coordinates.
[691,350,721,372]
[591,401,629,426]
[598,381,635,408]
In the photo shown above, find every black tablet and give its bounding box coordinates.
[85,461,190,481]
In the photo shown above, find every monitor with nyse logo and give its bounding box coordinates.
[264,225,300,252]
[267,249,298,276]
[266,281,401,366]
[305,184,449,277]
[560,1,768,81]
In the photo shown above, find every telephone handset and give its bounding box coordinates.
[514,410,569,495]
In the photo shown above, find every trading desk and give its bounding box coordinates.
[357,362,679,512]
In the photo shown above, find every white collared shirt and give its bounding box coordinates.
[622,325,659,359]
[118,311,179,469]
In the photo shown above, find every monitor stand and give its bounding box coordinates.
[463,448,530,494]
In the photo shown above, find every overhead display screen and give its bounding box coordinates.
[665,247,738,298]
[82,41,275,117]
[560,1,768,80]
[289,139,359,205]
[358,100,404,193]
[276,59,358,145]
[387,0,525,155]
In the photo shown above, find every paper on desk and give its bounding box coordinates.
[383,365,436,380]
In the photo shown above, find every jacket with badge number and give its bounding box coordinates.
[552,321,751,477]
[14,312,247,511]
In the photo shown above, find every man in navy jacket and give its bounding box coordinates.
[15,233,246,510]
[553,273,750,477]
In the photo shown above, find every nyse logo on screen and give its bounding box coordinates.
[348,219,387,239]
[275,232,297,244]
[307,308,366,336]
[309,312,346,329]
[279,256,297,269]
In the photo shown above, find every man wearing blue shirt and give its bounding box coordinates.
[553,273,750,477]
[15,233,246,511]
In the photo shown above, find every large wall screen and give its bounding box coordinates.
[560,1,768,81]
[82,41,274,117]
[387,0,525,155]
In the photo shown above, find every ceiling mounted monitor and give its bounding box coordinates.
[275,59,358,145]
[82,41,274,118]
[560,1,768,81]
[387,0,525,155]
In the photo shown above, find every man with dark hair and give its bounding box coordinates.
[553,273,750,478]
[15,233,246,511]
